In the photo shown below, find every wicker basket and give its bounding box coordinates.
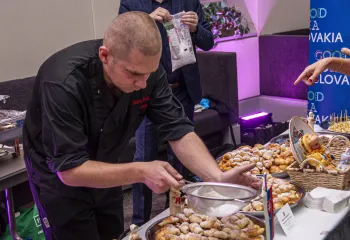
[326,135,350,161]
[287,135,350,191]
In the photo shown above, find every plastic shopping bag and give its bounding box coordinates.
[164,12,196,72]
[1,205,45,240]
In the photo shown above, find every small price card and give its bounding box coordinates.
[275,204,296,236]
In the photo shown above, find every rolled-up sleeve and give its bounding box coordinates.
[40,81,90,173]
[146,68,194,141]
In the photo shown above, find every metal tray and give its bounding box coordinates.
[269,133,338,144]
[145,214,266,240]
[266,135,290,178]
[240,182,305,217]
[320,119,350,138]
[216,136,296,179]
[269,133,290,145]
[0,126,23,143]
[216,131,339,179]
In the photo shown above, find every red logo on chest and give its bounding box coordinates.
[133,96,150,110]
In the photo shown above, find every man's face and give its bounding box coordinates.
[100,48,161,93]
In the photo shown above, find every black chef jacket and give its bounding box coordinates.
[23,39,194,201]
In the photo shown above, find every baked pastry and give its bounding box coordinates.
[129,225,142,240]
[189,214,202,224]
[274,158,287,166]
[242,225,265,238]
[159,216,180,227]
[184,208,195,218]
[269,166,282,173]
[235,218,250,229]
[252,201,263,211]
[241,177,302,212]
[279,165,288,171]
[176,213,189,223]
[273,199,284,209]
[189,223,203,235]
[263,160,272,168]
[156,209,265,240]
[179,222,190,234]
[200,219,221,230]
[221,215,239,224]
[218,142,295,174]
[164,224,181,235]
[254,144,264,150]
[182,233,202,240]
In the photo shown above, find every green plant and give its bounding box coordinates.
[202,2,250,40]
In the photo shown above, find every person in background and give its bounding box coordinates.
[294,47,350,86]
[119,0,214,226]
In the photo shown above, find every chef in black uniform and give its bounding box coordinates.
[23,12,261,240]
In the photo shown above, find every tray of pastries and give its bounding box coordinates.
[217,142,295,178]
[320,111,350,137]
[241,176,304,217]
[147,208,265,240]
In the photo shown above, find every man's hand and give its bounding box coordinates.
[149,7,171,22]
[220,164,262,190]
[140,161,183,194]
[181,11,198,33]
[294,47,350,86]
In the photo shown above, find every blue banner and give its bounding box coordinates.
[308,1,350,124]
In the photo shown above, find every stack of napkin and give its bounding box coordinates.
[303,187,350,213]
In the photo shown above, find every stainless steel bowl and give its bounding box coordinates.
[182,182,257,217]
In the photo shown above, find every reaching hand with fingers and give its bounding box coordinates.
[149,7,172,22]
[294,59,331,86]
[341,47,350,56]
[294,47,350,86]
[140,160,183,194]
[220,163,263,190]
[181,11,198,33]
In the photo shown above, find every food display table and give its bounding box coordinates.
[0,153,27,240]
[123,124,350,240]
[123,204,350,240]
[0,126,27,240]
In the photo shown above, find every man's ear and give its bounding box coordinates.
[99,46,110,64]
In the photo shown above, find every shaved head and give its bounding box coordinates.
[103,11,162,60]
[99,11,162,93]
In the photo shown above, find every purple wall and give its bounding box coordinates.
[259,35,309,100]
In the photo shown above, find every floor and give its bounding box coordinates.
[123,189,166,230]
